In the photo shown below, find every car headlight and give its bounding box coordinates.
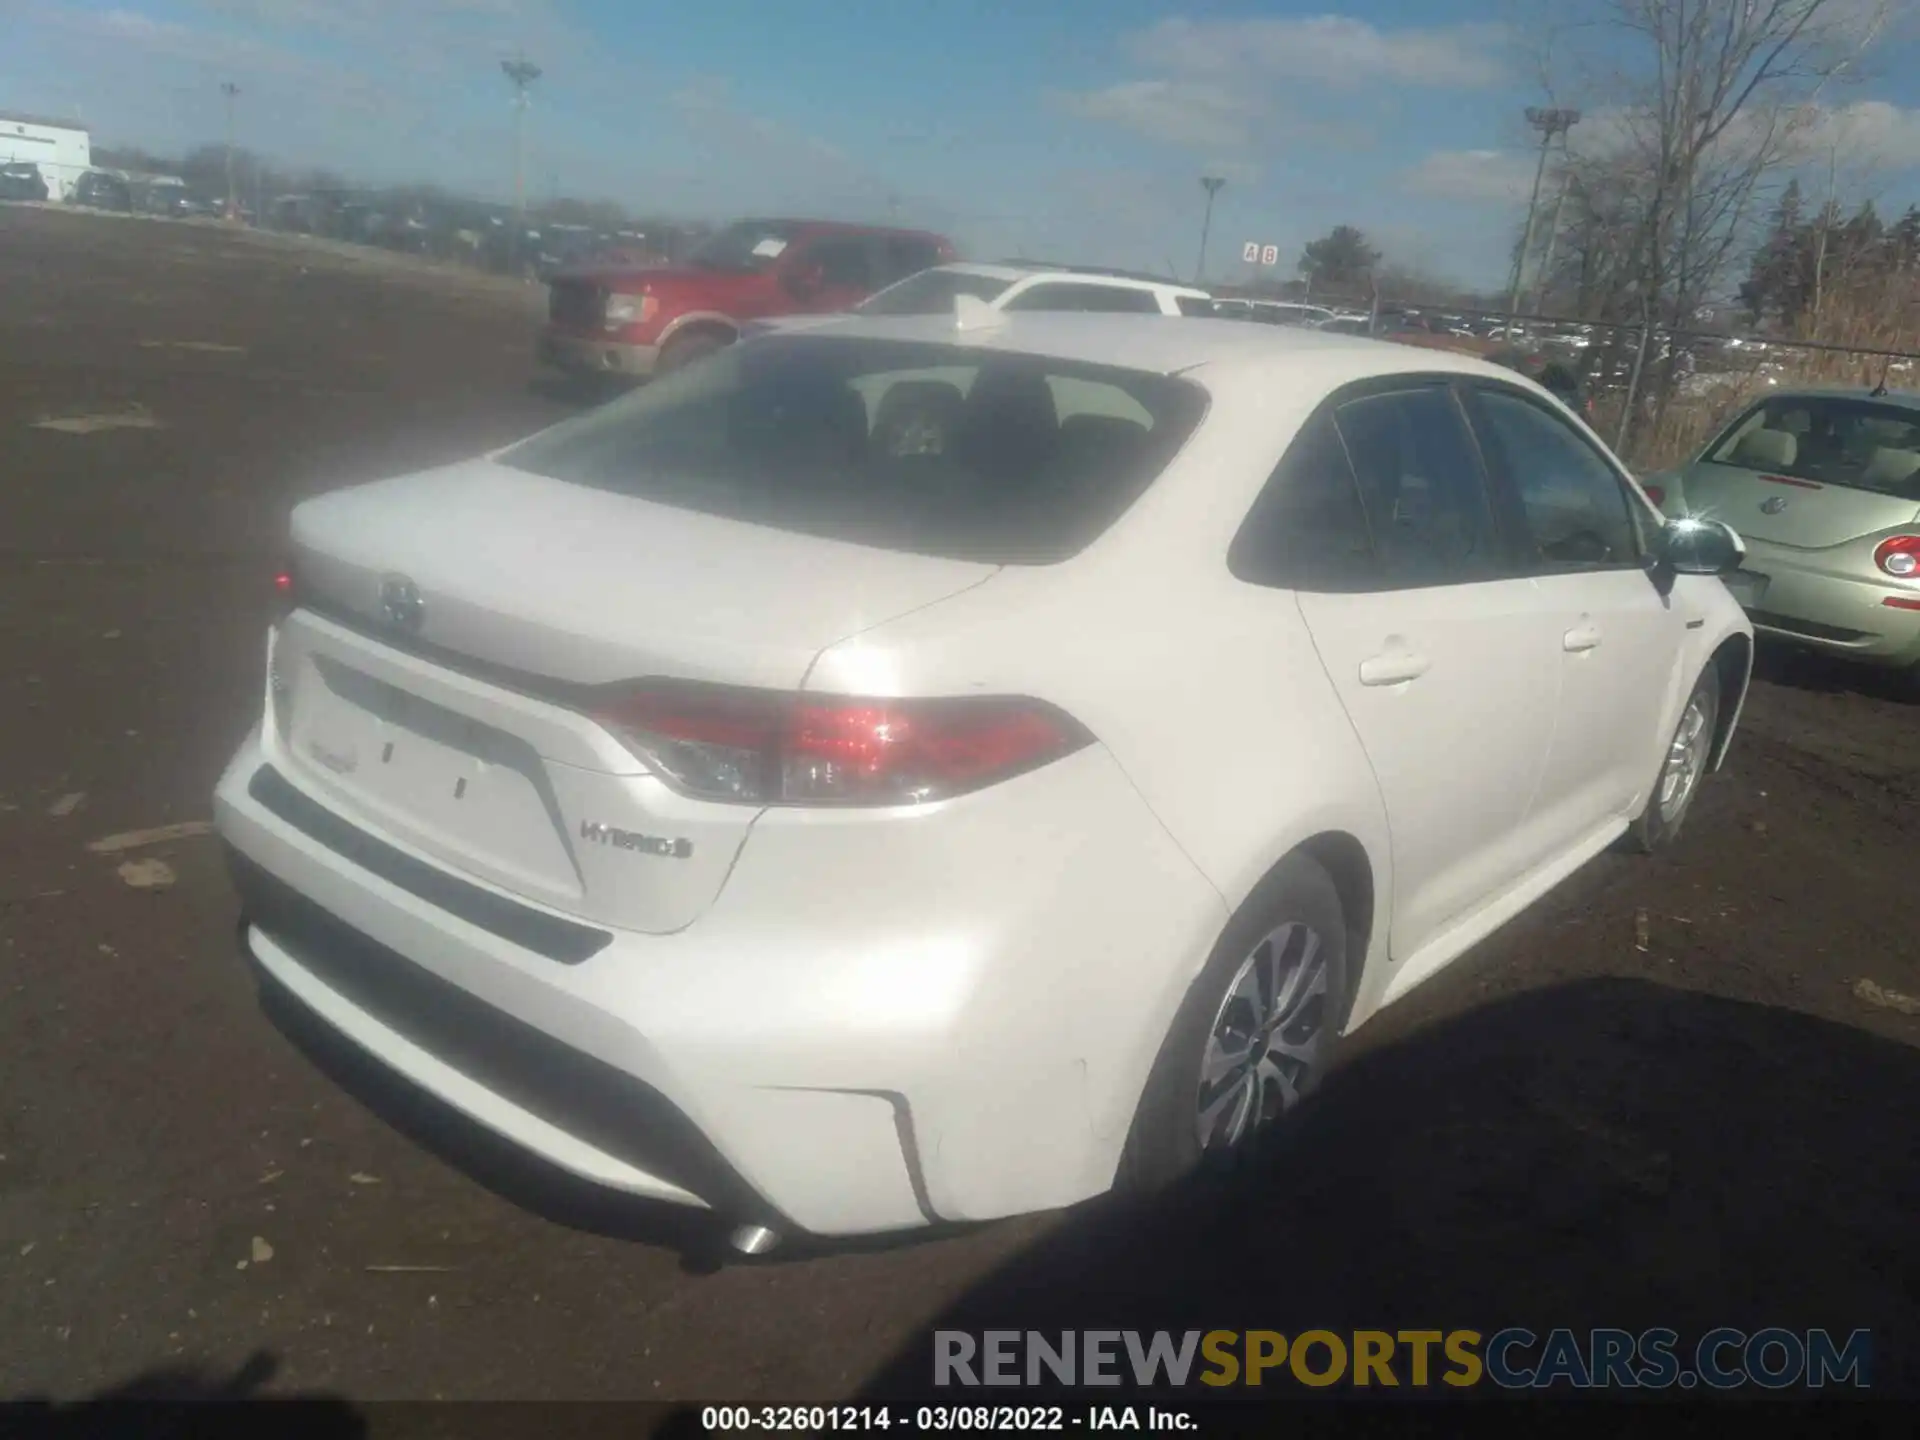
[604,294,655,328]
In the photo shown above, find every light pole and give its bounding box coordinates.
[1507,106,1579,320]
[221,82,240,220]
[1531,164,1573,313]
[1196,175,1225,284]
[501,56,542,272]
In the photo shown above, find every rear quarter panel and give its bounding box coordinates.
[804,363,1397,1062]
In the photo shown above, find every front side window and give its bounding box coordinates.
[1471,388,1640,569]
[500,336,1207,564]
[685,221,801,273]
[1001,282,1163,314]
[1705,394,1920,499]
[1333,387,1499,586]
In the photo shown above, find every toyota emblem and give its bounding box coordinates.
[377,574,426,632]
[1760,496,1789,515]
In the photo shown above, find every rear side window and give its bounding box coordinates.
[1002,282,1163,315]
[1229,414,1377,591]
[805,237,874,287]
[1333,387,1500,586]
[499,336,1207,564]
[883,236,944,283]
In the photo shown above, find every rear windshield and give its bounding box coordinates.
[499,335,1208,563]
[1706,394,1920,499]
[858,269,1012,315]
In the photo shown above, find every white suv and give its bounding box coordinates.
[745,262,1212,337]
[215,313,1752,1251]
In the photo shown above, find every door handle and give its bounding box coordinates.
[1358,651,1432,687]
[1563,622,1603,653]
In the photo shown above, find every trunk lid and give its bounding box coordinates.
[1680,460,1920,550]
[277,459,996,933]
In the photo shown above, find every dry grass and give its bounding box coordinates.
[1604,283,1920,471]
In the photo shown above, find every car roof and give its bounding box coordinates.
[914,262,1207,296]
[778,310,1540,386]
[736,217,951,243]
[1739,385,1920,409]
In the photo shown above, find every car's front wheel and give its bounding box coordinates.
[1122,855,1350,1193]
[1625,662,1722,852]
[657,328,730,375]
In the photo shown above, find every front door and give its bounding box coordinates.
[1462,383,1681,847]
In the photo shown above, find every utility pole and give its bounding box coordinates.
[501,56,542,273]
[1507,107,1579,320]
[1196,175,1225,284]
[221,82,240,220]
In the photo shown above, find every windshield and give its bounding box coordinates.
[499,335,1207,563]
[686,221,801,274]
[857,269,1012,316]
[1705,394,1920,500]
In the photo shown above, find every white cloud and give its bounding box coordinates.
[1058,13,1507,156]
[1791,100,1920,167]
[1054,80,1262,150]
[1401,149,1540,204]
[1127,15,1508,89]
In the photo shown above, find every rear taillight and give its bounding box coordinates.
[1874,536,1920,578]
[1641,484,1665,507]
[272,562,298,618]
[590,682,1093,806]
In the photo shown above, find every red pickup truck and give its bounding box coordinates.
[539,217,957,380]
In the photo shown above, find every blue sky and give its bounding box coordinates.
[7,0,1920,286]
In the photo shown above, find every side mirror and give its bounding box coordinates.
[1659,517,1744,577]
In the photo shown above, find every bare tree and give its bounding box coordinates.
[1525,0,1891,452]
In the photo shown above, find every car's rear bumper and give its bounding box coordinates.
[538,330,658,378]
[214,725,1223,1236]
[1734,537,1920,667]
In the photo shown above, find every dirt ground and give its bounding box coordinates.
[1,206,1916,1414]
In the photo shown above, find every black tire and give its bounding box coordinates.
[1625,662,1722,853]
[657,329,730,375]
[1121,855,1351,1194]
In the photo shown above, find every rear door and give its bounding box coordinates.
[1287,381,1562,961]
[785,233,879,312]
[1463,382,1680,845]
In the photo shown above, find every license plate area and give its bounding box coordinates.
[285,652,582,901]
[1723,569,1768,608]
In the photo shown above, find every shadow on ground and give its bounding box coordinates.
[856,978,1920,1401]
[1752,642,1916,704]
[0,1352,365,1439]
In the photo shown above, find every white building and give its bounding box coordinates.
[0,112,91,201]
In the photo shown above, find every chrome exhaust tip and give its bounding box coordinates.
[727,1223,782,1257]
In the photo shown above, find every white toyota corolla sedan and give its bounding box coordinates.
[214,310,1753,1250]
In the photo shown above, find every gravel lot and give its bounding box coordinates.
[2,205,1916,1415]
